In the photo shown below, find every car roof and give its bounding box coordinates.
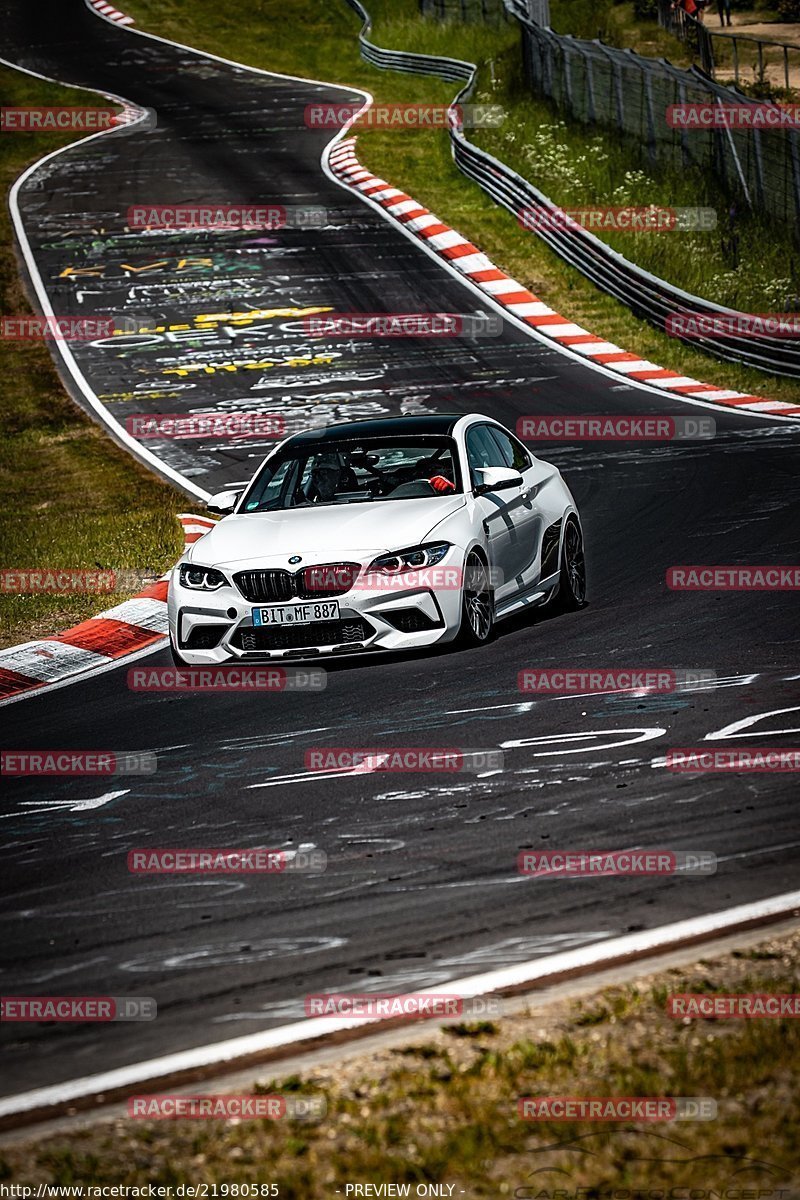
[288,415,466,443]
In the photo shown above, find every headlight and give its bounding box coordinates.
[368,542,451,574]
[178,564,229,591]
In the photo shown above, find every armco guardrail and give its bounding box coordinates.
[340,0,800,379]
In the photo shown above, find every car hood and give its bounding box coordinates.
[188,496,467,568]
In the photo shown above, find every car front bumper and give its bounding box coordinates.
[167,560,464,664]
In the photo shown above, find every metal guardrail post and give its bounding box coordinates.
[715,97,750,205]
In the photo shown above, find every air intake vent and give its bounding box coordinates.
[183,624,228,650]
[234,618,372,651]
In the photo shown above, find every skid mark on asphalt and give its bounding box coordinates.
[119,935,346,973]
[210,931,616,1023]
[18,955,110,987]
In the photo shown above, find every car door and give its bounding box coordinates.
[485,425,545,592]
[465,423,532,602]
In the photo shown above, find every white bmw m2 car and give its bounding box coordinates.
[168,413,586,664]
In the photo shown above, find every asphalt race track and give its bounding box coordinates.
[1,0,799,1101]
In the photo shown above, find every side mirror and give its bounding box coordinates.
[206,488,242,515]
[474,467,523,496]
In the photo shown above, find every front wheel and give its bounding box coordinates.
[456,552,494,647]
[544,518,587,613]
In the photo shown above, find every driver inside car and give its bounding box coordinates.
[304,453,344,504]
[413,455,455,494]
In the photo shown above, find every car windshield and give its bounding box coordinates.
[240,435,462,512]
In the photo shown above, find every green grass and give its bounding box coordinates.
[474,91,800,313]
[0,69,184,649]
[2,928,798,1193]
[118,0,800,403]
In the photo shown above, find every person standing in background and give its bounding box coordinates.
[716,0,733,25]
[671,0,699,22]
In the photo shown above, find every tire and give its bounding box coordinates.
[549,517,587,612]
[456,551,494,647]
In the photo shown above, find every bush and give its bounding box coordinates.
[777,0,800,17]
[633,0,659,18]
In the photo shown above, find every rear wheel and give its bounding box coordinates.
[457,552,494,646]
[553,517,587,611]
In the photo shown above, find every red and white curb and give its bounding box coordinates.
[327,137,800,421]
[0,515,213,705]
[88,0,134,25]
[180,513,217,546]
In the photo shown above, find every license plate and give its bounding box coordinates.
[253,600,340,627]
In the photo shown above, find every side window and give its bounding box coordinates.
[488,427,531,472]
[466,425,506,487]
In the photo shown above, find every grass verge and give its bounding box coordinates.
[0,68,183,650]
[2,926,798,1192]
[117,0,800,403]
